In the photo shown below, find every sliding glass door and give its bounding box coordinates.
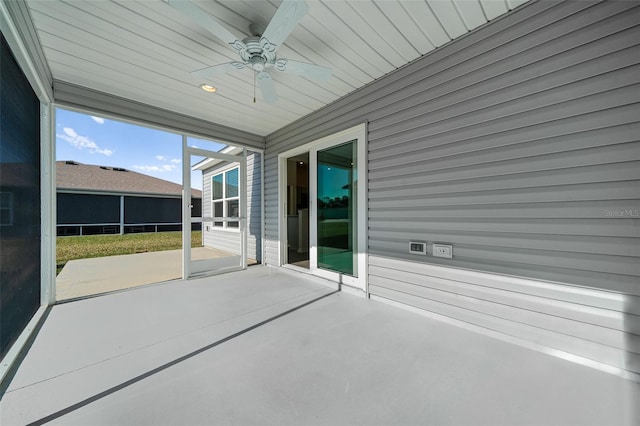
[281,124,366,292]
[316,141,357,276]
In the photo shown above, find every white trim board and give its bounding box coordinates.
[0,307,49,391]
[0,1,53,103]
[368,255,640,381]
[370,295,640,383]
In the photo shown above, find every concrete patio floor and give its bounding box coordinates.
[56,247,253,301]
[3,266,639,425]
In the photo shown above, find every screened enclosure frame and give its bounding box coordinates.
[0,1,55,386]
[1,0,267,388]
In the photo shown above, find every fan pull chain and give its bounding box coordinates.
[253,72,256,103]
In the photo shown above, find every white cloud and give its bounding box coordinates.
[57,127,112,156]
[90,116,105,124]
[133,164,176,173]
[155,156,181,164]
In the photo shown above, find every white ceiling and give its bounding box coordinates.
[26,0,529,136]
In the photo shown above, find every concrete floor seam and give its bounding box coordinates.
[25,290,339,426]
[10,286,332,394]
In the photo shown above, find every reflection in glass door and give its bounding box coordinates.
[285,154,310,269]
[317,140,357,276]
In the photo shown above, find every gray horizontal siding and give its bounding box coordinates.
[266,0,612,148]
[264,0,640,377]
[263,155,279,266]
[246,151,262,262]
[203,228,241,256]
[54,81,264,149]
[202,152,261,261]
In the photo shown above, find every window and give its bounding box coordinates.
[212,167,240,229]
[0,192,13,226]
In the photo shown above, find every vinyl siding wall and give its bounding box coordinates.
[264,0,640,378]
[247,151,262,262]
[202,152,262,261]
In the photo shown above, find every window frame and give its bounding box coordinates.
[0,192,14,226]
[211,166,240,230]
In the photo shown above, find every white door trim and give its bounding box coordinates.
[278,123,368,293]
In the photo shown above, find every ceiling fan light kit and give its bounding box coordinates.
[167,0,331,104]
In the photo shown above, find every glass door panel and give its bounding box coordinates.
[317,140,357,276]
[285,154,310,269]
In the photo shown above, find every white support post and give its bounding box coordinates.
[41,102,56,306]
[241,148,248,269]
[182,135,191,280]
[260,149,265,266]
[120,195,125,235]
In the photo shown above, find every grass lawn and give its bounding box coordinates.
[57,231,202,274]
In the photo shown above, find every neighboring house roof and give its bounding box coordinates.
[56,161,202,198]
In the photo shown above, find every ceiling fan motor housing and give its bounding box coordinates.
[241,36,276,71]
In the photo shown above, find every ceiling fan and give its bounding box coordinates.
[167,0,331,103]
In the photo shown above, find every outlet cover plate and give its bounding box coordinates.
[409,241,427,255]
[433,244,453,259]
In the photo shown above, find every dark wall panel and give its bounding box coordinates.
[191,197,202,218]
[124,196,181,224]
[57,193,120,224]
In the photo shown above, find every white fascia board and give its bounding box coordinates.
[56,188,193,199]
[0,1,53,103]
[192,146,244,171]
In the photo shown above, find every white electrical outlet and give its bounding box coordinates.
[433,244,453,259]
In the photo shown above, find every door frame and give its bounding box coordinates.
[182,136,248,279]
[278,123,367,293]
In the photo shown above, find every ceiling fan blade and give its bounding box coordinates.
[260,0,308,53]
[274,59,331,81]
[191,62,246,80]
[166,0,247,53]
[256,71,277,104]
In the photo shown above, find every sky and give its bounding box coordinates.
[55,108,226,190]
